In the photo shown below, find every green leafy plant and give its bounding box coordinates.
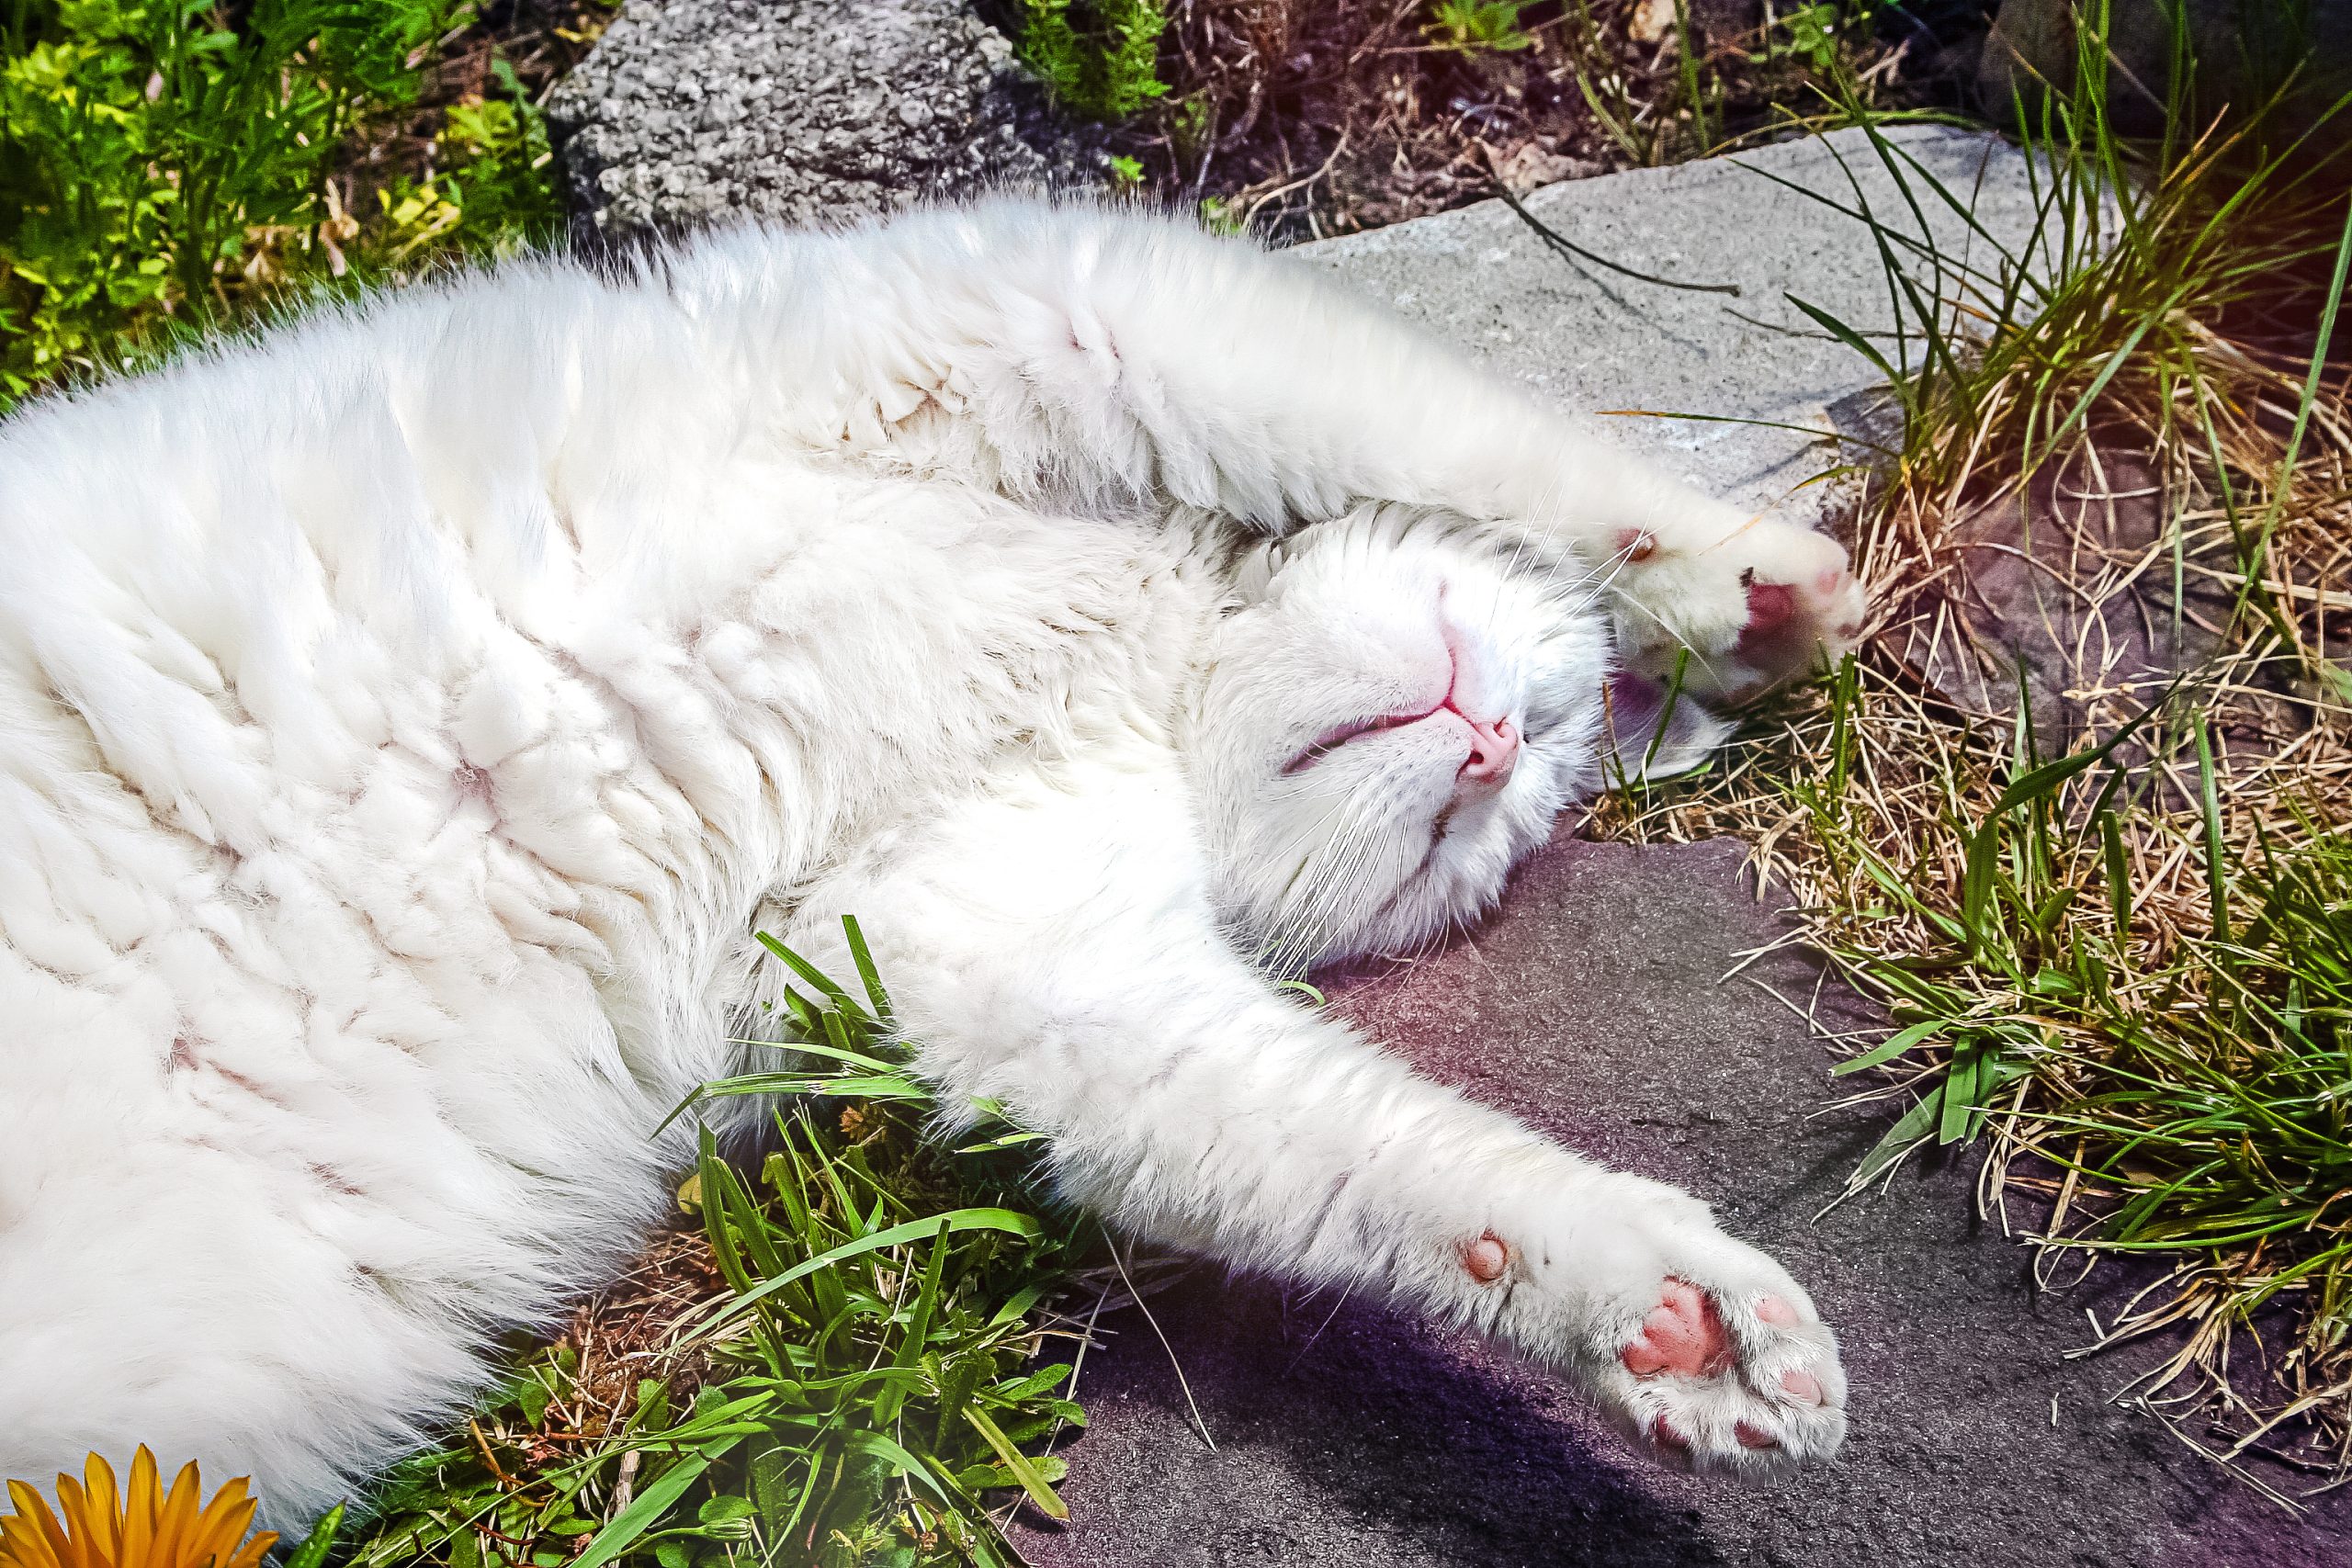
[1427,0,1532,55]
[1765,2,1861,75]
[0,0,563,407]
[1016,0,1167,120]
[1769,4,1844,73]
[340,922,1090,1568]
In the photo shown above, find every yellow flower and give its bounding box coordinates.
[0,1449,277,1568]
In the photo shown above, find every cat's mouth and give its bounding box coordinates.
[1281,705,1441,775]
[1283,636,1463,778]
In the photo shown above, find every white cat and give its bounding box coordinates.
[0,199,1864,1525]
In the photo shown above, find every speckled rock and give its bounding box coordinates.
[548,0,1108,241]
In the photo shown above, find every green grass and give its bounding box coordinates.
[0,0,565,408]
[1601,4,2352,1475]
[330,924,1091,1568]
[1426,0,1535,57]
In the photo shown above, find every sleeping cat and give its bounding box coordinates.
[0,199,1863,1524]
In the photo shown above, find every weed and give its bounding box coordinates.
[1016,0,1169,121]
[1427,0,1533,57]
[1195,192,1242,234]
[1768,3,1849,74]
[336,924,1091,1567]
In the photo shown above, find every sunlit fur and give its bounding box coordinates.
[1193,507,1612,971]
[0,198,1850,1525]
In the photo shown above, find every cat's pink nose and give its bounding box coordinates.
[1457,716,1519,791]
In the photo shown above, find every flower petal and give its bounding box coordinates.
[2,1482,72,1568]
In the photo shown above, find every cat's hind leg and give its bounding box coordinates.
[0,1137,481,1529]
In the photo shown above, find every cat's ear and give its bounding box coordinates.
[1601,671,1734,782]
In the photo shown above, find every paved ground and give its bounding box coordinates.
[1012,838,2348,1566]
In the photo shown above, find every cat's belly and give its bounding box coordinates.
[0,310,1211,1503]
[0,720,679,1504]
[0,716,673,1279]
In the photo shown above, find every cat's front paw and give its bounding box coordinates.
[1600,1270,1847,1475]
[1481,1173,1849,1473]
[1609,512,1867,701]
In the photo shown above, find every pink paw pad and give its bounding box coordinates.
[1462,1231,1510,1283]
[1742,581,1797,639]
[1622,1279,1731,1378]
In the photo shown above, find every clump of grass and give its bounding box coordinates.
[1426,0,1537,57]
[334,925,1093,1568]
[1594,7,2352,1481]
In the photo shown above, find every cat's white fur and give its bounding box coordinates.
[0,200,1862,1523]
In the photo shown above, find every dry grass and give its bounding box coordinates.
[1117,0,1938,240]
[1590,85,2352,1488]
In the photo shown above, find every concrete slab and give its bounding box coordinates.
[1012,837,2347,1566]
[1289,124,2043,527]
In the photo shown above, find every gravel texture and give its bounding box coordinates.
[548,0,1107,240]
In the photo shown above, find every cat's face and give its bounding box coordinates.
[1187,508,1721,971]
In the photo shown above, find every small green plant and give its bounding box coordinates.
[0,0,563,407]
[1195,194,1243,235]
[1427,0,1533,55]
[1016,0,1167,121]
[1765,2,1864,75]
[339,923,1089,1568]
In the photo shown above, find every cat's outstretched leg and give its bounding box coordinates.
[763,773,1847,1472]
[746,200,1862,696]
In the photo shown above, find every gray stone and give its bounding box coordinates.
[1905,443,2236,745]
[548,0,1107,241]
[1012,837,2347,1566]
[1289,125,2050,530]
